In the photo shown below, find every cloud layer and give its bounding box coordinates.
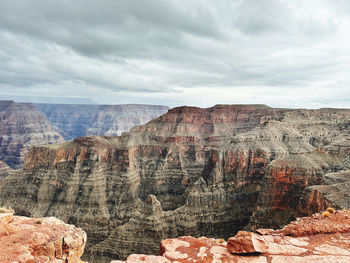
[0,0,350,108]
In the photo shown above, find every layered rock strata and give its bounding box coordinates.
[0,211,86,263]
[113,210,350,263]
[35,103,169,141]
[298,169,350,215]
[0,100,64,169]
[0,105,350,262]
[0,161,12,181]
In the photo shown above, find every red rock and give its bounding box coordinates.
[256,229,274,235]
[227,231,268,254]
[125,255,171,262]
[113,210,350,263]
[0,213,86,263]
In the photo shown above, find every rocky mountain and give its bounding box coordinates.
[0,104,349,262]
[0,100,64,169]
[35,103,169,141]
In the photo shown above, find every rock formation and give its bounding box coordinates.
[0,105,350,262]
[0,100,167,169]
[35,103,169,141]
[0,161,12,181]
[298,169,350,215]
[0,100,64,169]
[0,210,86,262]
[113,209,350,262]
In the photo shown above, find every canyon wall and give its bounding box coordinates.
[0,100,168,169]
[0,161,12,181]
[0,105,349,262]
[0,101,64,169]
[35,103,169,141]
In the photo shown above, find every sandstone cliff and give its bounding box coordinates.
[0,210,86,262]
[0,105,349,262]
[113,209,350,262]
[35,103,169,141]
[0,100,64,169]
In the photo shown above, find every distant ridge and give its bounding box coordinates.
[0,95,97,104]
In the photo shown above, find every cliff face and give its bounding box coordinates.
[114,210,350,263]
[0,161,12,181]
[0,105,349,262]
[0,101,64,169]
[35,103,169,141]
[0,211,86,263]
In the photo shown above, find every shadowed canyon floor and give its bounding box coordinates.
[0,104,350,262]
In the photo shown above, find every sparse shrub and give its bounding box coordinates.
[217,238,225,243]
[322,211,332,217]
[326,207,336,214]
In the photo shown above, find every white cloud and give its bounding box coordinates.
[0,0,349,108]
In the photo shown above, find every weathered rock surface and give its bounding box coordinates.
[227,231,267,253]
[0,105,350,262]
[298,169,350,216]
[35,103,169,141]
[115,210,350,262]
[0,211,86,263]
[0,100,64,169]
[0,161,12,181]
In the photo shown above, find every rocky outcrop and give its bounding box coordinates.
[0,161,12,181]
[0,100,64,169]
[0,210,86,263]
[298,169,350,216]
[0,105,350,262]
[115,210,350,262]
[35,103,169,141]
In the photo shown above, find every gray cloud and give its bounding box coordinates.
[0,0,349,108]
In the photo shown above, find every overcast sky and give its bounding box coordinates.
[0,0,350,108]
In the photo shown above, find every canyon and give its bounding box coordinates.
[2,208,350,262]
[35,103,169,141]
[0,100,64,169]
[0,104,349,262]
[0,100,168,169]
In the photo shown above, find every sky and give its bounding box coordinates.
[0,0,350,108]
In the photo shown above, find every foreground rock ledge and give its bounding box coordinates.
[0,212,87,263]
[112,210,350,262]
